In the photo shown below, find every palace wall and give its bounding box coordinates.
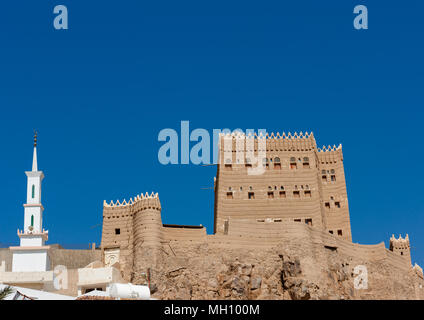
[163,225,207,242]
[100,194,418,289]
[0,247,100,272]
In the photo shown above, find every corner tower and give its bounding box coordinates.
[101,192,163,282]
[390,234,412,266]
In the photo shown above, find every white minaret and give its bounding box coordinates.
[10,132,50,272]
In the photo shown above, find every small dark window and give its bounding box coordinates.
[224,220,229,235]
[226,192,233,199]
[325,202,330,209]
[115,228,120,235]
[248,192,255,199]
[293,191,300,198]
[294,219,301,222]
[304,190,311,197]
[267,191,274,199]
[322,175,327,182]
[245,158,252,168]
[321,170,326,174]
[329,230,334,234]
[32,185,35,199]
[303,157,310,168]
[335,201,340,208]
[305,219,312,226]
[279,191,286,198]
[290,157,297,169]
[331,175,336,182]
[274,157,281,169]
[337,230,343,236]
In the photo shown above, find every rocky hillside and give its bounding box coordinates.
[132,240,424,300]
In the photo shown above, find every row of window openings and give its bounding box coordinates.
[322,175,336,182]
[321,169,337,183]
[321,161,337,165]
[228,185,310,192]
[256,218,313,226]
[394,247,408,251]
[224,157,311,169]
[324,201,341,209]
[227,190,312,199]
[329,229,343,236]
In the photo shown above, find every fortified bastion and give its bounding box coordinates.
[100,132,424,299]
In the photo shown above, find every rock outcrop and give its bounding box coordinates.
[131,240,424,300]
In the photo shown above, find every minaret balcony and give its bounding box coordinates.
[17,228,49,241]
[23,203,44,210]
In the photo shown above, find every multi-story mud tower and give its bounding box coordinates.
[214,132,352,241]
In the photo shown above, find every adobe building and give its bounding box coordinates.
[100,132,424,298]
[213,132,351,240]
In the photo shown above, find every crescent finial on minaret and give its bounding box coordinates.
[34,130,38,147]
[32,131,38,172]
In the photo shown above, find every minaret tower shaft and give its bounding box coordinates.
[21,132,47,239]
[10,132,50,272]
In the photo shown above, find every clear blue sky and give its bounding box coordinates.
[0,1,423,264]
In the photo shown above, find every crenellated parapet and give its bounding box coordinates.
[317,144,343,163]
[219,131,317,155]
[390,234,410,248]
[317,144,342,153]
[220,131,314,139]
[103,192,160,208]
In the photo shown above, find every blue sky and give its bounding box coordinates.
[0,1,423,264]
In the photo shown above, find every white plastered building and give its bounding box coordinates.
[10,133,50,272]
